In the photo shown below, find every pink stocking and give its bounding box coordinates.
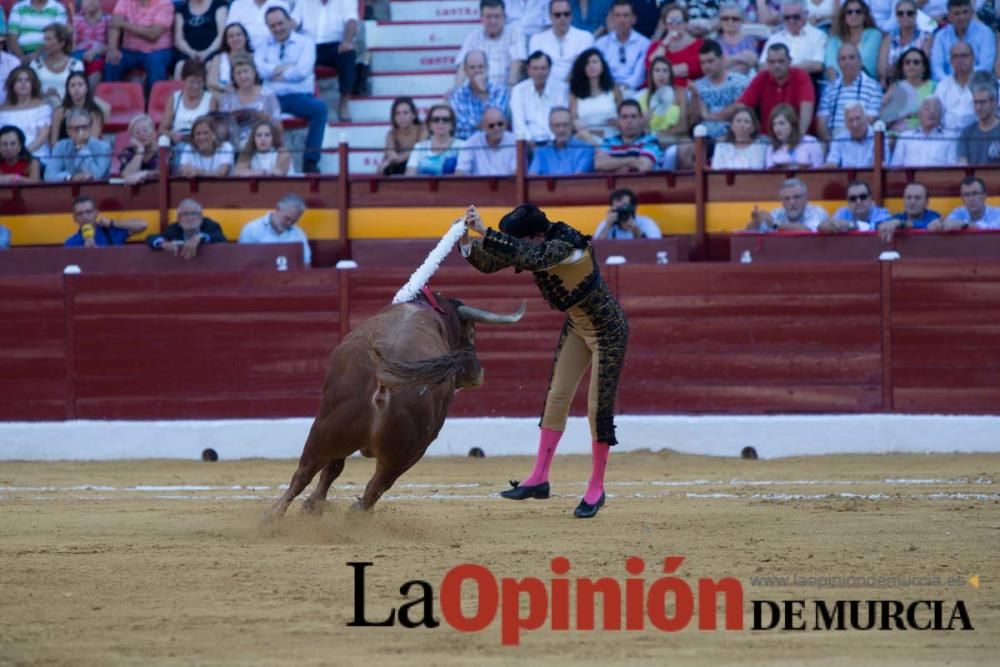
[584,440,610,504]
[521,428,563,486]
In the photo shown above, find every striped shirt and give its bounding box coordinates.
[7,0,69,53]
[817,72,883,134]
[113,0,174,53]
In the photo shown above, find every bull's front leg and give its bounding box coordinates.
[301,458,346,516]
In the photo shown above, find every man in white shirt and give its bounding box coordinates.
[594,0,650,92]
[934,41,976,133]
[256,7,328,173]
[226,0,295,50]
[528,0,593,88]
[746,178,830,232]
[454,0,526,89]
[455,107,518,175]
[890,96,958,167]
[293,0,358,121]
[758,0,827,75]
[238,193,312,265]
[510,51,568,143]
[824,103,888,168]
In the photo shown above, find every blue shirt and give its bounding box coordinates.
[879,210,941,229]
[833,205,892,231]
[238,213,312,265]
[595,29,650,91]
[449,81,510,140]
[929,20,997,82]
[528,138,595,175]
[946,206,1000,230]
[570,0,613,34]
[64,225,131,247]
[0,224,10,249]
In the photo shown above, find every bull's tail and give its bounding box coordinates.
[369,336,475,391]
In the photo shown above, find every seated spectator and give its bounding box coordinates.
[219,54,280,148]
[502,0,548,41]
[596,0,651,92]
[0,125,41,183]
[147,197,227,258]
[207,22,251,96]
[0,224,9,249]
[637,57,685,145]
[173,0,228,79]
[233,118,293,175]
[256,6,327,173]
[816,43,882,142]
[957,82,1000,165]
[226,0,293,51]
[715,2,760,76]
[594,187,663,239]
[758,0,828,76]
[119,113,160,183]
[824,103,888,167]
[876,181,940,241]
[765,103,824,168]
[746,177,830,232]
[45,109,110,182]
[0,39,19,105]
[568,48,623,145]
[449,50,510,140]
[453,0,525,89]
[880,47,934,131]
[455,106,517,175]
[6,0,69,60]
[378,97,427,176]
[528,0,594,89]
[73,0,110,87]
[238,192,311,265]
[711,105,767,169]
[49,71,108,145]
[645,4,701,88]
[823,180,891,232]
[405,103,465,176]
[594,99,661,173]
[889,96,957,166]
[510,51,568,144]
[174,115,234,177]
[876,0,931,84]
[294,0,358,121]
[64,195,148,247]
[570,0,614,33]
[103,0,176,96]
[931,176,1000,230]
[0,66,51,158]
[824,0,882,81]
[30,23,83,106]
[528,106,595,174]
[160,60,218,145]
[929,0,996,82]
[737,43,816,137]
[933,41,976,133]
[691,39,749,141]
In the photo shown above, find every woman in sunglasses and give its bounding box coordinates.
[879,47,934,131]
[645,4,702,88]
[824,0,882,80]
[405,103,464,176]
[716,2,760,75]
[876,0,931,84]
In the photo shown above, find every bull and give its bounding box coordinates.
[265,292,525,521]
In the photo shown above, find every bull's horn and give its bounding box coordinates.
[458,300,527,324]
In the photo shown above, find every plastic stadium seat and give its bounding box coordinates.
[315,65,338,79]
[95,81,145,133]
[108,131,132,177]
[147,79,184,127]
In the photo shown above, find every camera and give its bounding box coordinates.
[613,204,636,226]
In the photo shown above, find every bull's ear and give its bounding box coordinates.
[457,300,527,325]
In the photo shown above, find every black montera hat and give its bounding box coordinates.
[499,204,551,238]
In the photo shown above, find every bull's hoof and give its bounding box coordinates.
[349,500,371,512]
[500,480,550,500]
[301,498,327,516]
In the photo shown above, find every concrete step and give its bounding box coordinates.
[389,0,480,22]
[370,46,459,73]
[366,19,477,49]
[329,122,391,150]
[347,95,442,123]
[370,70,454,96]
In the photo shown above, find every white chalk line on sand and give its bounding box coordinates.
[0,477,992,495]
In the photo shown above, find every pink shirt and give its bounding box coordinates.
[74,13,109,52]
[113,0,174,53]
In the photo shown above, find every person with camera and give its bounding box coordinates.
[594,188,663,239]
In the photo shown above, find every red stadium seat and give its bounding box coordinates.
[108,131,132,177]
[315,65,338,79]
[147,79,184,127]
[95,81,145,133]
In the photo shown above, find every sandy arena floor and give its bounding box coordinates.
[1,451,998,666]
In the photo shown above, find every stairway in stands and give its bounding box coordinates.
[326,0,480,174]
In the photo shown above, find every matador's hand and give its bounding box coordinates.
[464,205,486,236]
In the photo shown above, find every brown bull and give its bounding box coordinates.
[265,292,525,521]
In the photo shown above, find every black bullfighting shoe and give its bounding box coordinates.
[573,492,606,518]
[500,480,551,500]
